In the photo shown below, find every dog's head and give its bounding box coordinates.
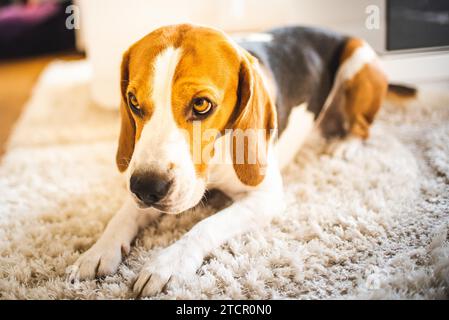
[117,24,276,213]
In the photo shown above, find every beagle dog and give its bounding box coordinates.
[68,24,414,296]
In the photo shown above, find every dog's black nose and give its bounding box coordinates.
[130,173,172,206]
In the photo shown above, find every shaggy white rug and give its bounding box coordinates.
[0,61,448,300]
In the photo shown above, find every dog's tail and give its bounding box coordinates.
[386,83,417,104]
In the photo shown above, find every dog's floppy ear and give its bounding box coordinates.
[230,51,277,186]
[116,50,135,172]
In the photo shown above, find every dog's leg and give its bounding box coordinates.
[133,164,285,297]
[67,197,160,282]
[326,61,387,160]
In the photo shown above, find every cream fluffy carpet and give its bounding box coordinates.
[0,61,448,299]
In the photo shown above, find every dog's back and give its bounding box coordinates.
[236,26,388,141]
[236,26,349,134]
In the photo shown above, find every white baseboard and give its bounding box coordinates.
[380,51,449,84]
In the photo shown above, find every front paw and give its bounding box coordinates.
[67,240,130,282]
[327,136,364,160]
[133,244,202,297]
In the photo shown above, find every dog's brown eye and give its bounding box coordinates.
[192,97,213,115]
[128,93,142,115]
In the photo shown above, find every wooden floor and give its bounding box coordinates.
[0,52,84,157]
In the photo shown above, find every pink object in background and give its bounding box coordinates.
[0,1,76,59]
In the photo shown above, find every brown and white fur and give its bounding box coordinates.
[67,24,415,297]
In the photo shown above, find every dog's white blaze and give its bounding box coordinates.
[129,47,205,213]
[276,103,314,170]
[151,46,181,126]
[132,47,189,172]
